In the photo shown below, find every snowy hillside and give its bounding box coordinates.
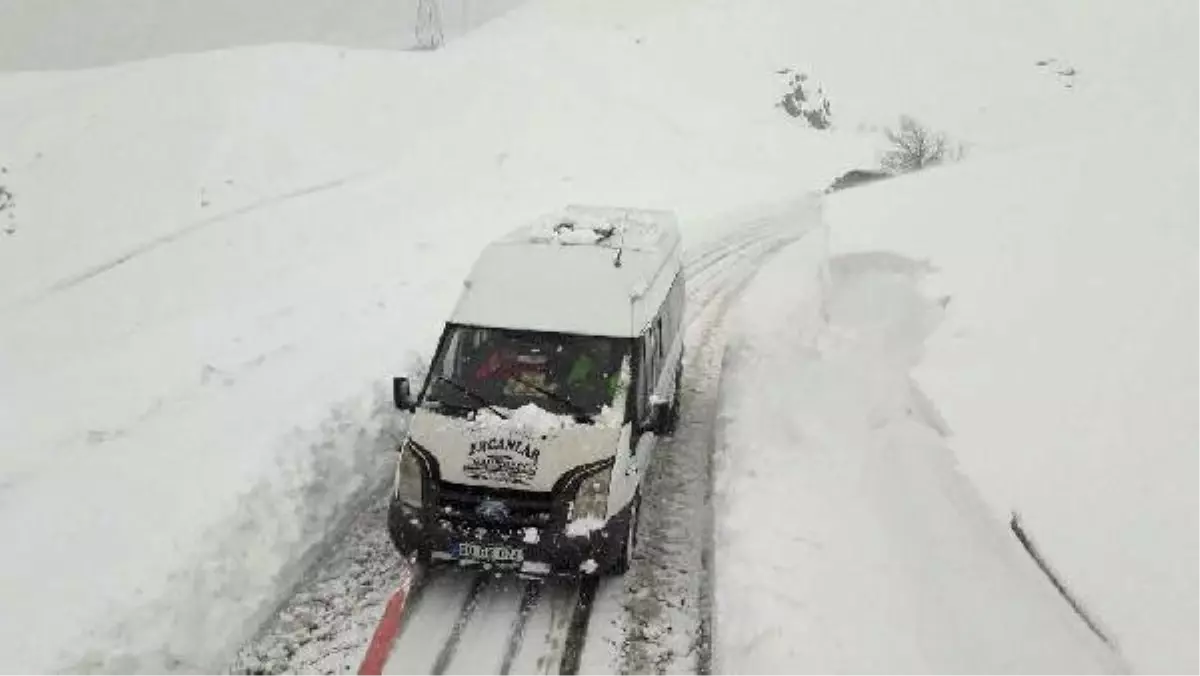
[826,112,1197,673]
[0,2,859,671]
[716,119,1195,672]
[0,0,1194,672]
[822,6,1197,670]
[715,222,1124,674]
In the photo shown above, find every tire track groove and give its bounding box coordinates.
[430,574,489,674]
[499,581,543,675]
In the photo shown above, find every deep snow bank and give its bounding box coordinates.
[0,2,870,671]
[825,61,1197,676]
[4,0,1189,669]
[713,228,1121,673]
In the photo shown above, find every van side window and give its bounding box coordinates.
[636,321,657,422]
[655,317,664,360]
[645,324,657,385]
[635,271,684,425]
[635,335,648,422]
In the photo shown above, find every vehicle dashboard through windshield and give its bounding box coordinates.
[422,325,630,419]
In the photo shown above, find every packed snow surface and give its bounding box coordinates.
[822,9,1197,668]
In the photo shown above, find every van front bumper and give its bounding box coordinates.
[388,500,630,577]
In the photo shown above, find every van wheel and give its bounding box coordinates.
[608,491,642,576]
[388,498,430,567]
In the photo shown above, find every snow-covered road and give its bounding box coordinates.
[3,0,1191,671]
[234,193,1132,675]
[378,570,590,675]
[232,198,821,675]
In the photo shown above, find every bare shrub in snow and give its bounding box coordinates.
[777,69,833,130]
[880,116,963,174]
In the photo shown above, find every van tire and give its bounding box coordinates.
[388,498,430,567]
[607,491,642,576]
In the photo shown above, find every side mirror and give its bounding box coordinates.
[393,377,416,412]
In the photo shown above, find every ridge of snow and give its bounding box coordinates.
[715,220,1123,673]
[823,65,1196,675]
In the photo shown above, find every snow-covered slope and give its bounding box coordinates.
[715,235,1124,673]
[705,2,1195,672]
[0,2,865,671]
[822,5,1198,666]
[826,116,1197,672]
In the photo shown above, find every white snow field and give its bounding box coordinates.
[0,2,858,671]
[715,229,1125,674]
[0,0,1194,672]
[824,112,1198,672]
[715,1,1196,674]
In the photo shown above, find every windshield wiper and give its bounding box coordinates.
[434,376,509,419]
[515,376,594,424]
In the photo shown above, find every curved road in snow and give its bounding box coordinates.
[231,199,821,674]
[231,196,1124,675]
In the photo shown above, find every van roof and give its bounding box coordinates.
[449,205,682,338]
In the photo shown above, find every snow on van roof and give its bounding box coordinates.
[508,205,677,252]
[450,206,682,337]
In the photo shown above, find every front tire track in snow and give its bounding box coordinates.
[558,577,599,675]
[498,580,543,674]
[429,573,489,674]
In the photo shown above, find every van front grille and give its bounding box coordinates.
[435,481,555,527]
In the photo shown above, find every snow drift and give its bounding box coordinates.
[0,1,867,670]
[818,5,1196,670]
[826,117,1197,673]
[714,233,1123,673]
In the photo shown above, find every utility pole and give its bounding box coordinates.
[415,0,444,50]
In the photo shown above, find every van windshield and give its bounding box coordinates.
[423,325,629,418]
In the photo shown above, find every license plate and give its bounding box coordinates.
[455,542,524,563]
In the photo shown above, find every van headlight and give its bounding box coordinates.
[394,441,426,509]
[570,464,612,522]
